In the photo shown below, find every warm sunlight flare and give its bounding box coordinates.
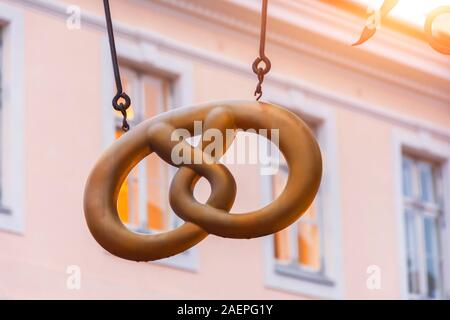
[356,0,450,30]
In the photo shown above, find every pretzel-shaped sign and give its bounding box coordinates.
[84,101,322,261]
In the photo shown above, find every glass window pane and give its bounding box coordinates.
[297,219,320,270]
[405,210,421,295]
[435,169,444,209]
[423,216,441,298]
[402,158,414,198]
[274,229,291,263]
[418,163,435,203]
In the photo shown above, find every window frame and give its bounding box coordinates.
[271,132,331,285]
[0,4,25,233]
[402,156,444,299]
[394,130,450,300]
[101,37,197,271]
[262,89,343,299]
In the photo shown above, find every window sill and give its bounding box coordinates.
[0,205,24,234]
[408,293,446,300]
[152,250,198,272]
[265,262,340,299]
[107,225,199,272]
[275,263,335,287]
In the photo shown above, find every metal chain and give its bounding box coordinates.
[103,0,131,132]
[252,0,272,101]
[104,0,271,122]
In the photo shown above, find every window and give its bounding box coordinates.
[114,67,177,235]
[271,125,332,285]
[402,155,445,299]
[262,96,342,298]
[273,166,323,273]
[102,39,195,269]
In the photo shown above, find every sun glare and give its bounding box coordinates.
[356,0,450,29]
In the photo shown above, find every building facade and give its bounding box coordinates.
[0,0,449,299]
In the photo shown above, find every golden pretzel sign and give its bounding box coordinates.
[84,101,322,262]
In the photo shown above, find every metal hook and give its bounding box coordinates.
[252,0,272,101]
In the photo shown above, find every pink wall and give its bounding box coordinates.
[0,0,449,299]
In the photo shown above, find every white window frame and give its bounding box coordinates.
[0,4,25,233]
[393,130,450,299]
[101,37,197,271]
[261,88,343,299]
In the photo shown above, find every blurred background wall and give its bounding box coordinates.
[0,0,449,299]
